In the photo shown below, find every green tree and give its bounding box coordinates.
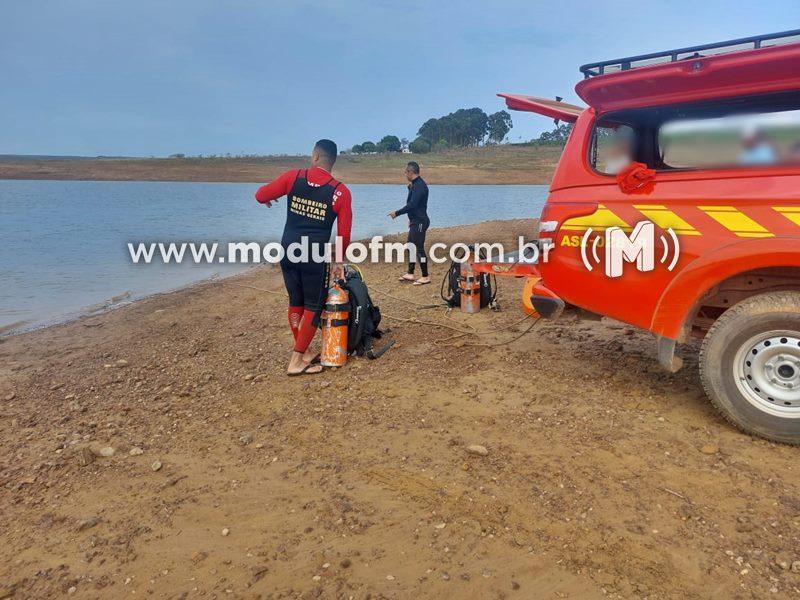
[536,123,573,145]
[350,143,364,154]
[409,137,432,154]
[418,118,441,146]
[487,110,513,144]
[417,107,489,150]
[361,141,377,153]
[377,135,401,153]
[433,139,450,153]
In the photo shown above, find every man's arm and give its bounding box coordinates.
[333,187,352,261]
[392,185,419,218]
[255,170,297,207]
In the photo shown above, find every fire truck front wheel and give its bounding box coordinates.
[700,291,800,445]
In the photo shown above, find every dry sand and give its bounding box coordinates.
[1,220,799,599]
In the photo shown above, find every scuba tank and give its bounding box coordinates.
[441,245,497,311]
[459,259,481,314]
[320,282,349,367]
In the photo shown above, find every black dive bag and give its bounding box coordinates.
[342,267,394,359]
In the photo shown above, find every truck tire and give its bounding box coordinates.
[700,291,800,444]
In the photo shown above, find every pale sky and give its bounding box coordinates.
[1,1,798,156]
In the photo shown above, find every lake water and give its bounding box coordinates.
[0,180,548,331]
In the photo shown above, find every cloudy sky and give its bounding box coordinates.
[1,0,798,156]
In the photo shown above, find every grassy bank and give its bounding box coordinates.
[0,144,563,184]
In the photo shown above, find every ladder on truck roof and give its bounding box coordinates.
[579,29,800,78]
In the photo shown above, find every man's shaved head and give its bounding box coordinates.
[312,139,337,169]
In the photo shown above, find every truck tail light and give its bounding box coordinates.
[539,220,559,233]
[538,202,599,240]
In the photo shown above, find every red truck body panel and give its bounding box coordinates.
[505,37,800,341]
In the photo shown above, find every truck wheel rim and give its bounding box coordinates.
[734,331,800,418]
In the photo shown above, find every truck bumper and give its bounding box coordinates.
[531,282,566,319]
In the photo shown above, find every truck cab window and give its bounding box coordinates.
[592,124,636,174]
[659,108,800,170]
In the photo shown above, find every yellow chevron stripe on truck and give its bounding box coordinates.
[697,206,774,238]
[560,204,630,232]
[633,205,701,236]
[774,206,800,228]
[560,204,793,238]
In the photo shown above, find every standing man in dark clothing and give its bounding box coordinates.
[389,161,430,285]
[255,139,352,376]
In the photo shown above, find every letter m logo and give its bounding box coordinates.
[604,222,655,278]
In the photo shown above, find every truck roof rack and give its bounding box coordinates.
[580,29,800,78]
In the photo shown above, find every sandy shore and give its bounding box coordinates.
[1,219,799,599]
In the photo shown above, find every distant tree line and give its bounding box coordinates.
[348,108,513,155]
[167,153,290,159]
[350,135,406,155]
[168,109,516,159]
[533,123,573,144]
[522,123,597,146]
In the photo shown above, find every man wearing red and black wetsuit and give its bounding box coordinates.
[255,139,352,376]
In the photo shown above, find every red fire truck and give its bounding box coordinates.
[496,30,800,444]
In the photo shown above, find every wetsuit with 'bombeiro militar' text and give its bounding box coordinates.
[255,167,352,352]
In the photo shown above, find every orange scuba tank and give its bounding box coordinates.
[320,283,349,367]
[459,259,481,314]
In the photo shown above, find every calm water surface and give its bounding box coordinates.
[0,180,548,331]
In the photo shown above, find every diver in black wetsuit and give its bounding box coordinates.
[389,161,430,285]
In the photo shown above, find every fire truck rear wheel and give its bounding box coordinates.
[700,291,800,445]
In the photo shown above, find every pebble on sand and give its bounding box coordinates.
[221,527,230,536]
[151,460,162,472]
[78,447,95,466]
[77,516,101,531]
[129,447,144,456]
[701,444,719,455]
[97,446,116,457]
[466,444,489,456]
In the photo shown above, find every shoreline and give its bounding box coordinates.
[0,269,250,338]
[0,219,534,338]
[0,145,562,185]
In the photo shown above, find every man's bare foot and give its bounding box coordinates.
[399,273,415,282]
[413,276,431,286]
[287,350,323,376]
[302,348,320,364]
